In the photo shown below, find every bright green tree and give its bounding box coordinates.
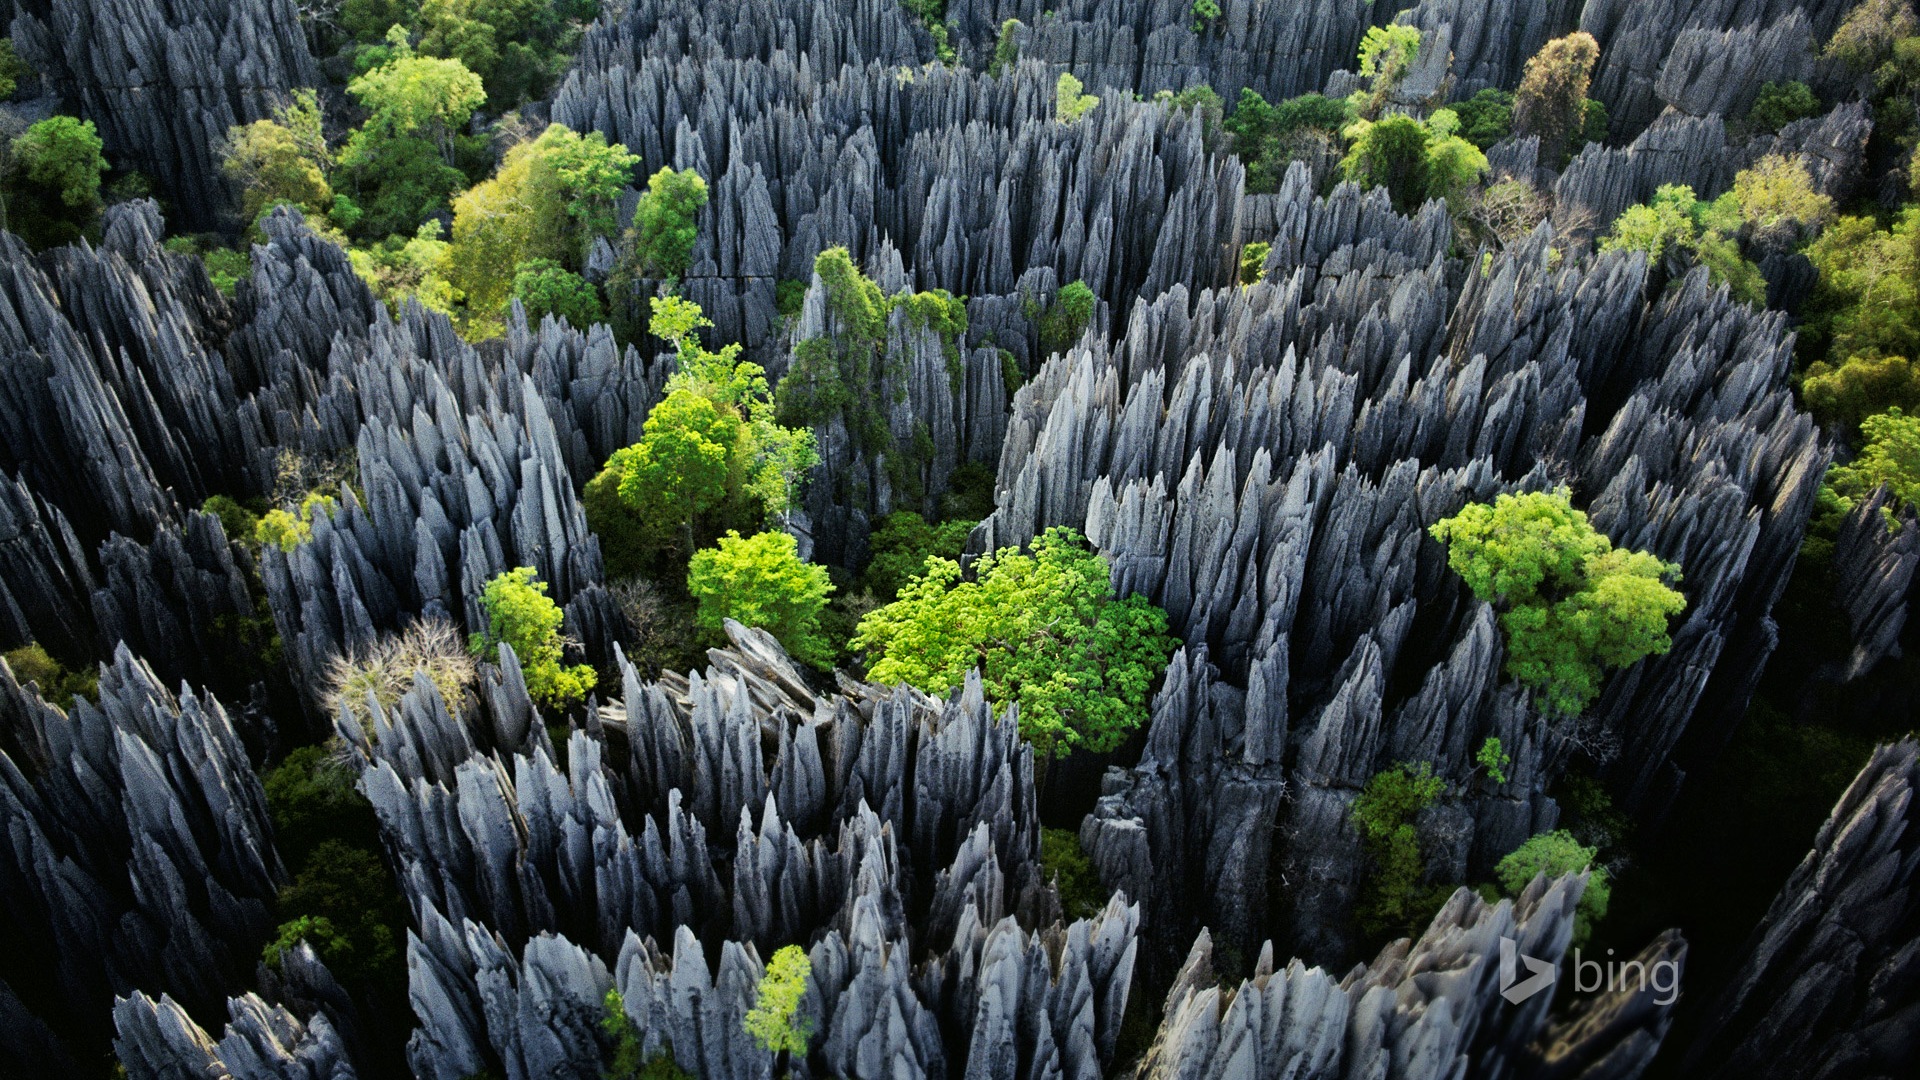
[1351,761,1448,936]
[1495,830,1610,946]
[1056,72,1100,124]
[744,944,813,1064]
[1422,109,1489,205]
[350,220,459,314]
[512,258,604,328]
[336,30,485,236]
[1601,183,1767,305]
[1038,279,1097,354]
[12,116,107,209]
[1239,241,1271,285]
[1352,24,1421,118]
[6,115,108,246]
[1430,489,1686,715]
[608,391,739,550]
[1513,32,1600,163]
[852,526,1177,762]
[1477,736,1511,784]
[345,29,486,155]
[590,296,815,568]
[628,166,710,280]
[687,530,834,667]
[470,566,596,709]
[1827,407,1920,515]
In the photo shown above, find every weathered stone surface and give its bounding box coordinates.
[1133,875,1685,1080]
[11,0,321,230]
[1684,739,1920,1079]
[0,644,283,1066]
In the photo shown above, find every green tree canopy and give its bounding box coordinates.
[865,510,976,600]
[5,115,108,246]
[1430,489,1687,715]
[1056,72,1100,124]
[1339,114,1430,212]
[1352,24,1421,118]
[744,944,813,1058]
[1452,88,1515,149]
[628,166,710,281]
[610,390,739,543]
[1038,279,1096,354]
[1350,761,1448,936]
[1827,407,1920,515]
[469,566,596,709]
[1495,830,1610,946]
[1421,109,1490,205]
[851,526,1178,760]
[1600,183,1767,305]
[1222,89,1350,193]
[346,30,487,147]
[1746,80,1822,133]
[1800,208,1920,433]
[589,295,816,571]
[687,530,835,667]
[447,123,636,329]
[512,258,604,328]
[12,115,107,209]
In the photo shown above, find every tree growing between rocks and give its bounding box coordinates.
[469,566,596,709]
[1513,32,1601,163]
[1056,72,1100,124]
[1430,489,1687,716]
[223,90,335,227]
[852,526,1177,765]
[1351,761,1449,937]
[744,944,813,1069]
[1495,830,1610,946]
[589,296,816,573]
[5,115,108,247]
[687,530,835,668]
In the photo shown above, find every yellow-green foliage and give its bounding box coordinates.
[852,526,1177,759]
[469,567,596,709]
[1599,183,1766,305]
[1430,489,1686,715]
[1239,241,1271,285]
[1056,72,1100,124]
[2,642,98,710]
[686,530,835,668]
[1827,407,1920,517]
[743,945,813,1057]
[1800,208,1920,433]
